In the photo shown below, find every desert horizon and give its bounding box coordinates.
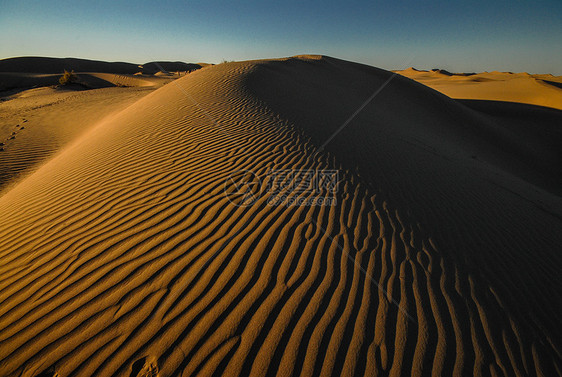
[1,1,561,376]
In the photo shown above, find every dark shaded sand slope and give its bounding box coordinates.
[0,57,201,76]
[0,57,140,74]
[0,56,561,376]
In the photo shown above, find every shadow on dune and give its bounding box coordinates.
[457,99,562,196]
[243,55,562,374]
[540,79,562,90]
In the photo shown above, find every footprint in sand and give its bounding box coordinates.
[131,356,159,377]
[36,367,59,377]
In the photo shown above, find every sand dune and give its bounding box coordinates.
[0,72,172,94]
[0,57,140,75]
[0,64,184,193]
[396,67,562,110]
[0,56,561,376]
[141,62,202,75]
[0,80,170,194]
[0,58,202,96]
[0,57,201,75]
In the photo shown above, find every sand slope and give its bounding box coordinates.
[0,71,180,94]
[0,56,561,377]
[0,80,171,194]
[396,67,562,110]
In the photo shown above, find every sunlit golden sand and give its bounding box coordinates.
[0,56,561,376]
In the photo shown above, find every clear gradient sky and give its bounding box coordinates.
[1,0,561,74]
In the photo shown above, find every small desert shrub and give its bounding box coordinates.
[59,70,76,85]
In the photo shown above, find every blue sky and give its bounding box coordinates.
[1,0,561,74]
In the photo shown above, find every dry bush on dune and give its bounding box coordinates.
[58,69,76,85]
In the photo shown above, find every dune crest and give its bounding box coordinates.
[0,56,561,376]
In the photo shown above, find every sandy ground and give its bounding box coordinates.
[0,56,561,377]
[395,67,562,110]
[0,74,176,194]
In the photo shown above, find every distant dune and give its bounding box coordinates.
[0,57,202,92]
[0,57,202,75]
[0,56,561,376]
[0,57,140,74]
[396,67,562,110]
[141,62,202,75]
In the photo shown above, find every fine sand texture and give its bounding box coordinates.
[0,56,561,376]
[395,67,562,110]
